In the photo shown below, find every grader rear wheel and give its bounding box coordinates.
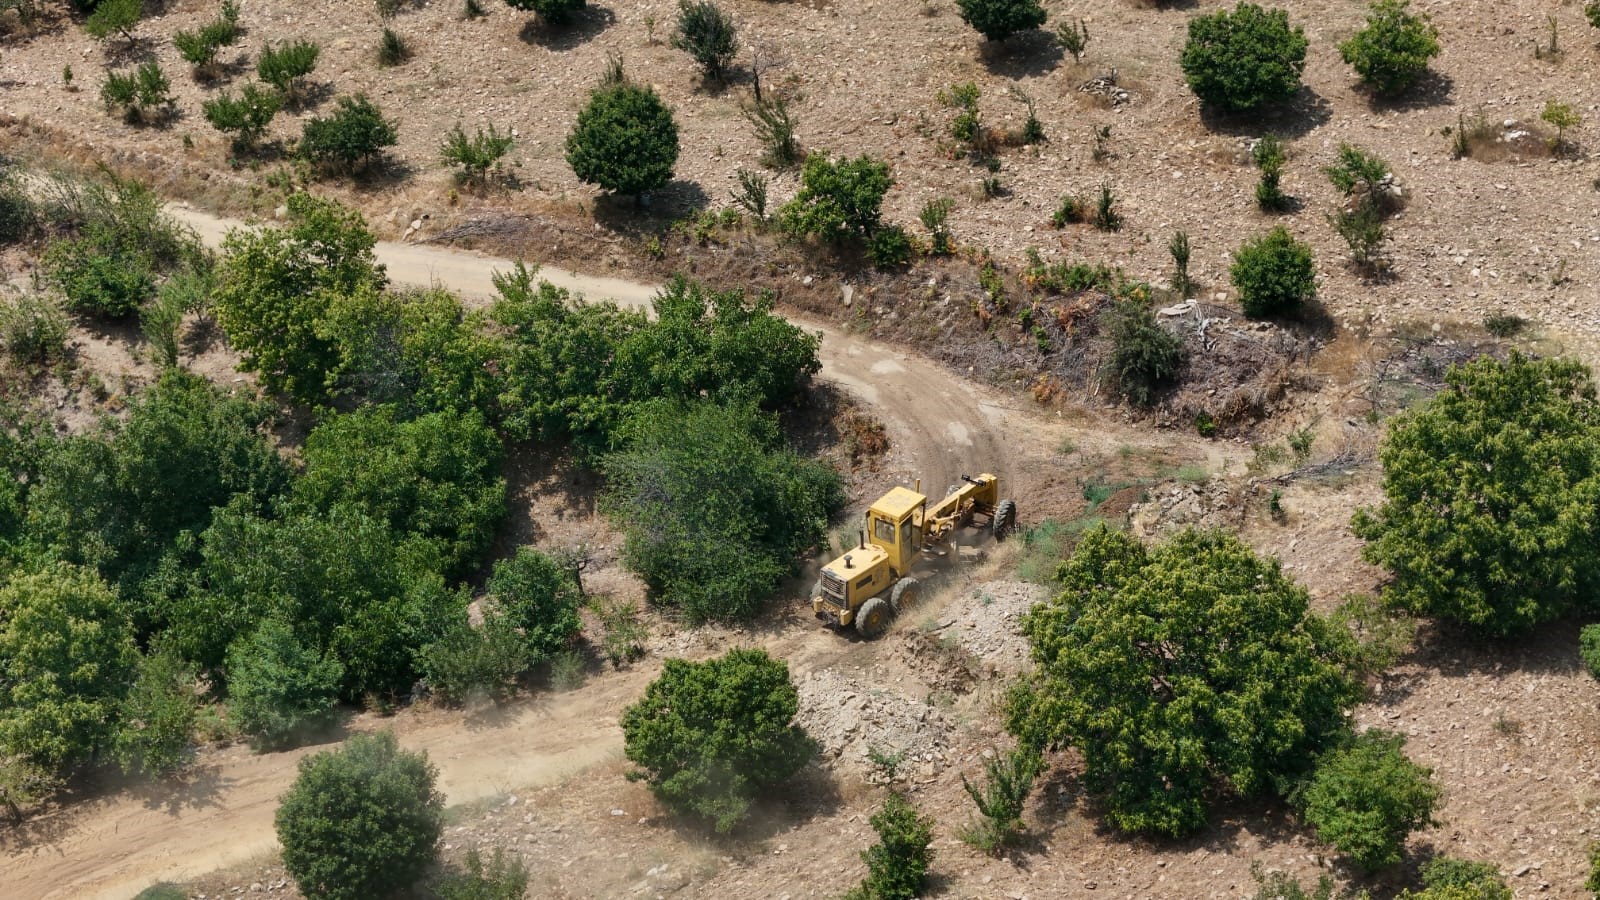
[992,498,1018,540]
[855,597,892,639]
[890,576,921,613]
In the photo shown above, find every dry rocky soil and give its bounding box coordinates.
[4,0,1600,897]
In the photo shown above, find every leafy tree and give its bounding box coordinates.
[1354,354,1600,637]
[777,153,893,246]
[846,793,935,900]
[417,613,529,704]
[604,399,843,622]
[1398,857,1512,900]
[100,61,174,126]
[42,237,155,317]
[505,0,584,26]
[113,645,199,777]
[1180,3,1308,114]
[257,40,321,107]
[565,79,680,197]
[173,15,241,80]
[299,95,399,176]
[1253,133,1289,211]
[213,192,386,401]
[440,124,515,188]
[1541,99,1582,150]
[1339,0,1440,97]
[202,83,283,153]
[0,564,137,774]
[1298,729,1440,871]
[225,617,343,749]
[294,406,506,576]
[84,0,142,47]
[955,0,1047,42]
[487,548,583,662]
[621,648,815,831]
[959,745,1043,853]
[1104,298,1185,407]
[1581,624,1600,680]
[1007,526,1362,836]
[672,0,739,83]
[435,847,530,900]
[1231,226,1316,318]
[275,731,444,900]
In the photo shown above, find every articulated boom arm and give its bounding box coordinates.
[920,473,999,548]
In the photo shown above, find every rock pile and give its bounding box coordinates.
[928,581,1045,673]
[795,670,955,781]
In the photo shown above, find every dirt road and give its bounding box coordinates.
[1,208,1033,899]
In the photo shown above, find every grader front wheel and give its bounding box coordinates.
[856,597,892,639]
[992,498,1018,539]
[890,576,921,613]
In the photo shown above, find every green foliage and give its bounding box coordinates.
[225,618,343,749]
[1104,299,1185,407]
[100,61,174,125]
[1353,354,1600,637]
[435,847,530,900]
[1093,182,1121,231]
[0,293,69,365]
[258,40,321,106]
[1541,99,1582,149]
[1338,0,1440,97]
[959,745,1043,853]
[1231,226,1316,318]
[113,644,199,776]
[604,399,842,623]
[1253,133,1288,211]
[594,597,647,666]
[0,564,137,773]
[1180,3,1308,113]
[1330,206,1387,271]
[376,27,411,67]
[1398,857,1512,900]
[1298,729,1440,871]
[621,648,815,832]
[730,167,770,220]
[294,405,505,576]
[1057,18,1089,61]
[1581,624,1600,680]
[202,83,283,152]
[1168,230,1192,297]
[85,0,141,44]
[505,0,585,25]
[213,192,386,401]
[440,123,515,187]
[941,81,985,156]
[173,13,241,78]
[141,268,204,369]
[0,169,37,246]
[1326,593,1415,678]
[1007,527,1362,836]
[418,613,529,704]
[866,224,914,269]
[300,95,399,176]
[920,197,955,256]
[1586,842,1600,897]
[954,0,1046,42]
[1325,143,1391,201]
[672,0,738,82]
[43,236,155,317]
[487,548,584,662]
[1248,864,1338,900]
[848,792,935,900]
[565,79,679,196]
[275,731,443,900]
[777,153,893,245]
[745,94,801,168]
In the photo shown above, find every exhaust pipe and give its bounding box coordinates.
[858,530,866,550]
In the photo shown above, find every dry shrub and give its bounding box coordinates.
[839,409,890,464]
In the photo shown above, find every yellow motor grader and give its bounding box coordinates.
[812,473,1015,638]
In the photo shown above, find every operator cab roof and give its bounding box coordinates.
[871,486,927,521]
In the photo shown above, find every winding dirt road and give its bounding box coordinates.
[1,207,1033,899]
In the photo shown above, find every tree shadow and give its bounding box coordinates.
[126,761,233,816]
[518,5,615,52]
[589,180,711,237]
[977,30,1063,79]
[1405,616,1587,680]
[342,155,418,194]
[644,762,843,848]
[1198,86,1334,141]
[1367,69,1454,113]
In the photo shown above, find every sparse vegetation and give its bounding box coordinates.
[440,123,515,187]
[671,0,739,84]
[959,745,1043,853]
[0,293,69,365]
[376,27,412,67]
[745,93,802,168]
[1168,230,1192,297]
[1057,18,1088,62]
[1180,3,1308,114]
[845,792,935,900]
[919,197,955,256]
[1398,857,1512,900]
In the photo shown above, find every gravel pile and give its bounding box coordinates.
[931,581,1047,673]
[795,670,955,781]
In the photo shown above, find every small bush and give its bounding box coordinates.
[226,618,343,749]
[376,27,411,66]
[141,275,191,369]
[1482,313,1527,338]
[1248,864,1338,900]
[940,81,987,158]
[919,197,955,256]
[1253,133,1288,211]
[671,0,738,83]
[1542,99,1582,151]
[0,293,69,365]
[85,0,142,47]
[1180,3,1308,114]
[1339,0,1440,97]
[0,173,37,246]
[594,597,647,666]
[1326,593,1415,678]
[959,745,1043,853]
[1330,206,1387,272]
[1057,18,1089,62]
[419,615,529,704]
[846,793,935,900]
[730,167,769,220]
[375,0,404,19]
[43,239,156,318]
[955,0,1047,42]
[1299,729,1440,871]
[777,153,892,246]
[1168,230,1192,297]
[745,93,801,168]
[440,123,514,187]
[435,847,529,900]
[258,40,320,106]
[1580,624,1600,680]
[1105,299,1185,406]
[1049,193,1086,227]
[113,646,199,777]
[505,0,585,26]
[1399,857,1512,900]
[202,83,283,153]
[1231,226,1315,318]
[867,224,914,269]
[1586,842,1600,898]
[1092,182,1121,231]
[487,547,584,663]
[300,94,399,176]
[1325,143,1392,209]
[101,61,174,126]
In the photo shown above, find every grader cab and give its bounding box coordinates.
[812,473,1016,638]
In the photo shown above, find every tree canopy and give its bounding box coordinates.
[1180,3,1308,114]
[565,80,680,197]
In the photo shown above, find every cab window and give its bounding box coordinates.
[874,516,896,544]
[899,518,912,547]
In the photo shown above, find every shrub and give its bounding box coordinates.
[0,171,36,246]
[1050,193,1086,227]
[566,78,679,197]
[1104,299,1185,407]
[1231,226,1315,318]
[1298,729,1440,871]
[1542,99,1582,150]
[1180,3,1308,114]
[1330,206,1387,271]
[505,0,585,26]
[1253,133,1288,211]
[141,274,190,369]
[418,614,529,704]
[672,0,738,83]
[1057,18,1089,62]
[955,0,1047,42]
[1168,230,1192,297]
[85,0,142,46]
[1007,527,1362,836]
[100,61,174,126]
[1352,354,1600,637]
[226,618,343,749]
[866,224,914,269]
[299,94,399,176]
[730,167,769,220]
[1325,143,1392,209]
[258,40,321,106]
[487,548,584,662]
[0,293,68,365]
[745,93,801,168]
[846,793,935,900]
[376,27,411,67]
[112,645,199,777]
[920,197,955,256]
[940,81,986,158]
[1092,182,1120,231]
[435,847,530,900]
[1587,842,1600,897]
[42,237,156,318]
[440,123,514,187]
[1581,624,1600,680]
[777,153,892,245]
[202,83,283,153]
[1248,865,1338,900]
[959,745,1043,853]
[1339,0,1440,97]
[1398,857,1512,900]
[275,731,444,900]
[621,649,815,832]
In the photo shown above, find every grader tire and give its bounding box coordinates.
[890,577,921,613]
[856,597,892,639]
[992,498,1018,540]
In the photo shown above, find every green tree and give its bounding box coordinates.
[1339,0,1440,97]
[846,792,935,900]
[226,617,344,749]
[1231,226,1316,318]
[487,548,583,662]
[1298,729,1440,871]
[0,564,137,774]
[257,40,321,106]
[672,0,739,82]
[439,124,514,188]
[212,193,386,401]
[565,79,680,197]
[1354,354,1600,637]
[417,612,529,704]
[954,0,1046,42]
[1398,858,1512,900]
[113,644,199,776]
[505,0,584,26]
[777,153,893,246]
[85,0,142,47]
[621,648,815,832]
[1180,3,1308,114]
[299,94,399,177]
[1007,527,1362,837]
[294,406,506,576]
[604,399,843,622]
[1581,624,1600,680]
[202,83,283,153]
[1104,298,1185,407]
[959,744,1043,853]
[275,731,443,900]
